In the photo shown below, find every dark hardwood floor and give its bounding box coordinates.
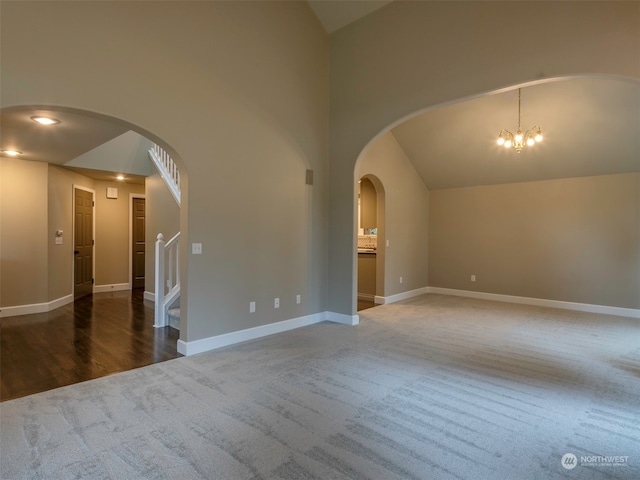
[357,299,376,311]
[0,289,182,402]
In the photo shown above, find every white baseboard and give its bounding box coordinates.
[144,291,155,302]
[375,287,429,305]
[427,287,640,319]
[0,294,74,318]
[177,311,358,356]
[93,283,130,294]
[326,311,360,326]
[358,293,375,302]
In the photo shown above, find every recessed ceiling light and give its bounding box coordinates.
[2,150,22,156]
[116,175,125,181]
[31,116,60,125]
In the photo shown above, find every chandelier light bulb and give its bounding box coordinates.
[526,137,535,146]
[515,131,523,143]
[497,135,505,146]
[535,131,543,142]
[504,139,512,148]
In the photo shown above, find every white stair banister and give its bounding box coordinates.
[148,144,181,205]
[154,231,181,328]
[154,233,166,327]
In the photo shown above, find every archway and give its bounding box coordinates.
[348,76,640,314]
[0,104,188,330]
[355,174,385,311]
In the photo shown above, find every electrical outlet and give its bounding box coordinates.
[192,243,202,254]
[296,294,301,304]
[274,298,280,309]
[249,301,256,313]
[471,275,476,282]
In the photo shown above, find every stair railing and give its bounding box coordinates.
[148,144,181,205]
[154,232,180,327]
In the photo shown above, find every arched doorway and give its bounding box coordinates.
[0,104,187,314]
[0,105,189,398]
[356,174,385,311]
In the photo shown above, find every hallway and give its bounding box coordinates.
[1,290,181,401]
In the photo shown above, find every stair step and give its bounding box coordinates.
[168,308,180,330]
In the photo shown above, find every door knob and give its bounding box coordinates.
[74,250,80,255]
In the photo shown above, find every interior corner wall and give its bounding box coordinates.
[328,0,640,315]
[0,158,48,308]
[145,167,180,296]
[94,180,144,288]
[356,131,429,297]
[429,173,640,309]
[47,165,95,302]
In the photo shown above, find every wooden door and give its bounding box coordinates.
[132,198,146,289]
[74,188,94,299]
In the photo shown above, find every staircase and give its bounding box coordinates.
[154,232,180,328]
[168,308,181,329]
[148,143,181,205]
[149,143,181,328]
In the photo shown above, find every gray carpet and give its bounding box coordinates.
[1,294,639,479]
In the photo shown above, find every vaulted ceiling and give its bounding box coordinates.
[1,3,638,189]
[391,77,640,190]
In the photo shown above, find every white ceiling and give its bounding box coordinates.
[0,108,147,184]
[391,77,640,190]
[1,108,128,165]
[307,0,393,33]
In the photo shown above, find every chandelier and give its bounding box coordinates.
[497,88,543,153]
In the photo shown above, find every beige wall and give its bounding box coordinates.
[0,158,49,308]
[47,165,95,301]
[328,1,640,314]
[356,131,430,298]
[2,160,143,309]
[429,173,640,309]
[145,167,180,295]
[0,1,329,341]
[94,180,145,288]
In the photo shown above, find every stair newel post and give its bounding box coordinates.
[154,233,166,327]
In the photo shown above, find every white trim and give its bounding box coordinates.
[0,294,73,318]
[176,311,359,356]
[93,283,131,294]
[376,286,429,305]
[177,312,326,356]
[427,287,640,319]
[357,293,375,302]
[129,193,146,289]
[144,291,155,302]
[325,311,360,326]
[374,295,385,305]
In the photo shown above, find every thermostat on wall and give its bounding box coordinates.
[106,187,118,199]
